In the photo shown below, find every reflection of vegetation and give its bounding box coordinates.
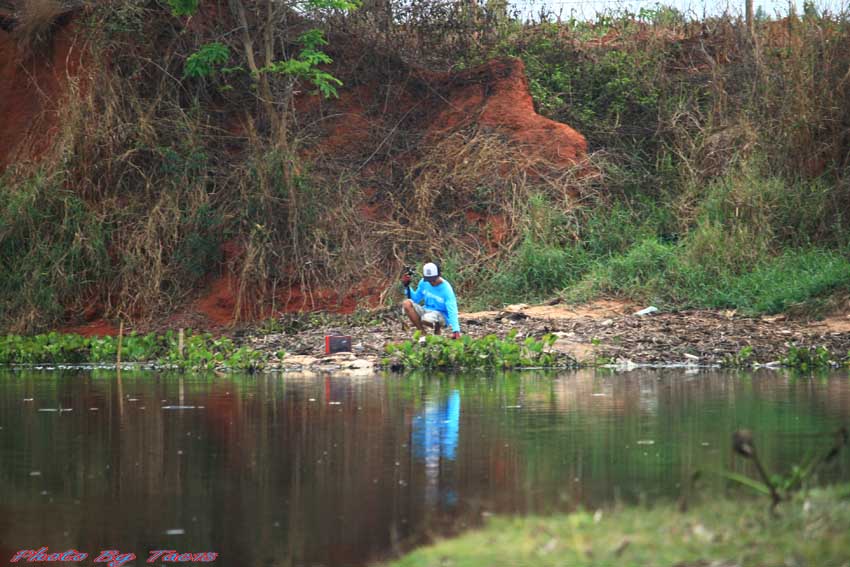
[385,485,850,567]
[0,332,275,370]
[384,331,567,370]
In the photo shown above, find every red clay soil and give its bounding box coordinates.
[59,319,120,337]
[305,57,586,168]
[2,18,586,330]
[424,58,587,166]
[183,57,586,329]
[0,20,84,171]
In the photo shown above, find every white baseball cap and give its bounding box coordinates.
[423,262,439,278]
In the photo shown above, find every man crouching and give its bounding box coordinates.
[401,262,461,339]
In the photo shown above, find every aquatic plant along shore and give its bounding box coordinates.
[4,301,850,372]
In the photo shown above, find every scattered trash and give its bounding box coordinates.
[165,529,185,536]
[636,440,655,445]
[633,306,659,316]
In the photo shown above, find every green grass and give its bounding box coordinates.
[385,485,850,567]
[564,243,850,315]
[719,249,850,314]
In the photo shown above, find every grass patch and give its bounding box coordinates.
[385,484,850,567]
[719,249,850,314]
[564,242,850,315]
[487,238,590,303]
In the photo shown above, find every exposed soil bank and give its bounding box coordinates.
[380,485,850,567]
[238,300,850,372]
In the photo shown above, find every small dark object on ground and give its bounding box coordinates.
[325,335,352,354]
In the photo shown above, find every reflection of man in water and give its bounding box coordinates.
[412,390,460,508]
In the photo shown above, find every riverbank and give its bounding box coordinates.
[236,300,850,372]
[382,484,850,567]
[4,301,850,372]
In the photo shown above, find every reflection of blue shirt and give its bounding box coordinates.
[406,279,460,332]
[412,390,460,461]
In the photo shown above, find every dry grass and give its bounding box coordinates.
[13,0,79,59]
[5,2,850,331]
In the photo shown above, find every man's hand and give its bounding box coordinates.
[401,273,412,286]
[451,331,461,340]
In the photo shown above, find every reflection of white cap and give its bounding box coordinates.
[423,262,439,277]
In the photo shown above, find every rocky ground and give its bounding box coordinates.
[236,299,850,372]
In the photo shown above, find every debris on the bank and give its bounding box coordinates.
[633,306,659,316]
[235,305,850,371]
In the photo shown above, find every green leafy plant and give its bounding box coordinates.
[783,345,834,370]
[384,330,568,370]
[723,346,754,368]
[184,42,231,79]
[166,0,199,17]
[257,29,343,98]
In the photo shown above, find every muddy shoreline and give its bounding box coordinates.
[235,301,850,372]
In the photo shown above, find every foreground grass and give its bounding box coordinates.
[385,485,850,567]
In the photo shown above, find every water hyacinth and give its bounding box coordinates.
[384,330,571,370]
[0,331,272,371]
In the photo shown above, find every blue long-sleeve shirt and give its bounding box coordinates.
[405,278,461,332]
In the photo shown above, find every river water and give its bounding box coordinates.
[1,368,848,566]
